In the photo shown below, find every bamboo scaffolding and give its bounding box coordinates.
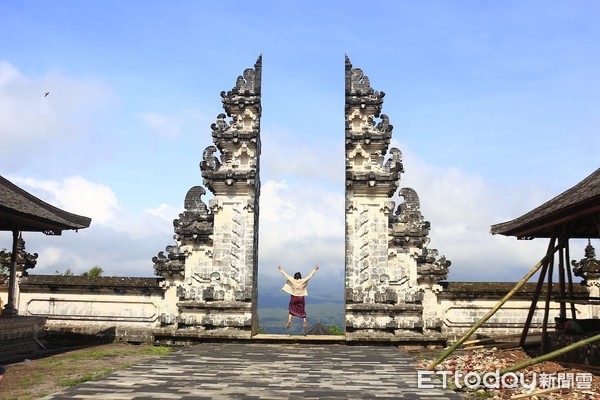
[426,238,567,371]
[519,236,554,347]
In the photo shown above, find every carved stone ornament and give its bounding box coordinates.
[572,240,600,283]
[220,55,262,116]
[173,186,214,243]
[201,56,262,195]
[0,235,38,277]
[152,245,186,277]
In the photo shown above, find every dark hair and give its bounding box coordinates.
[294,272,302,279]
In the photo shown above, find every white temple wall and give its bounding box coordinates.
[16,282,163,342]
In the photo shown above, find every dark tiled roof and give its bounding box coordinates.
[0,175,91,234]
[490,168,600,239]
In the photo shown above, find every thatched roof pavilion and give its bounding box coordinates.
[490,167,600,350]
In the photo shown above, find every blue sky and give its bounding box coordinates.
[1,1,598,302]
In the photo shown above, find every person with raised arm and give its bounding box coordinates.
[277,265,319,329]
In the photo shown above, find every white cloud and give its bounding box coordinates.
[392,141,589,281]
[135,109,212,139]
[146,203,179,223]
[0,175,178,276]
[8,175,119,225]
[2,153,589,284]
[0,61,114,165]
[260,126,343,184]
[258,179,345,280]
[256,138,586,286]
[37,246,63,267]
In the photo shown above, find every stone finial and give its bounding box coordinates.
[345,55,385,112]
[345,56,398,195]
[220,55,262,116]
[174,186,214,243]
[384,148,403,174]
[572,240,600,281]
[417,252,451,284]
[200,146,221,172]
[389,188,451,285]
[391,188,431,239]
[152,245,185,277]
[203,56,262,194]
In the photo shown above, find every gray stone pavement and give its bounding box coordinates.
[43,343,463,399]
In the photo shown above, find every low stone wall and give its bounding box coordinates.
[5,276,596,346]
[437,282,592,343]
[17,275,165,343]
[0,316,46,363]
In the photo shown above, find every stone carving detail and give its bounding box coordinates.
[572,241,600,317]
[345,56,451,341]
[0,235,38,277]
[572,240,600,284]
[174,186,214,243]
[201,146,221,172]
[152,245,186,277]
[201,56,261,193]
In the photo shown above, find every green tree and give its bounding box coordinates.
[55,268,74,276]
[329,324,345,336]
[82,266,104,277]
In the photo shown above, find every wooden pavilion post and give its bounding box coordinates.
[3,229,19,317]
[558,246,567,320]
[519,236,555,347]
[564,242,577,319]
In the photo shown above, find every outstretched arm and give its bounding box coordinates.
[306,265,319,280]
[277,265,288,278]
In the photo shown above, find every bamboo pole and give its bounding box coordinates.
[463,333,527,346]
[500,332,600,374]
[4,229,19,316]
[426,238,566,371]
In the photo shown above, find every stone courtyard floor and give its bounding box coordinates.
[41,342,462,399]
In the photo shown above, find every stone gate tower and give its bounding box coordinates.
[344,56,451,342]
[153,56,262,339]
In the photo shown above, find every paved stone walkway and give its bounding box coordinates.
[43,343,462,399]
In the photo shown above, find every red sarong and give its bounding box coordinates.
[288,295,306,318]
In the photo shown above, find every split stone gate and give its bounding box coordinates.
[152,56,451,343]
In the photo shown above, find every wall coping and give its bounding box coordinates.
[19,275,164,294]
[438,281,589,300]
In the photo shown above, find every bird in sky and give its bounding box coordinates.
[44,92,49,97]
